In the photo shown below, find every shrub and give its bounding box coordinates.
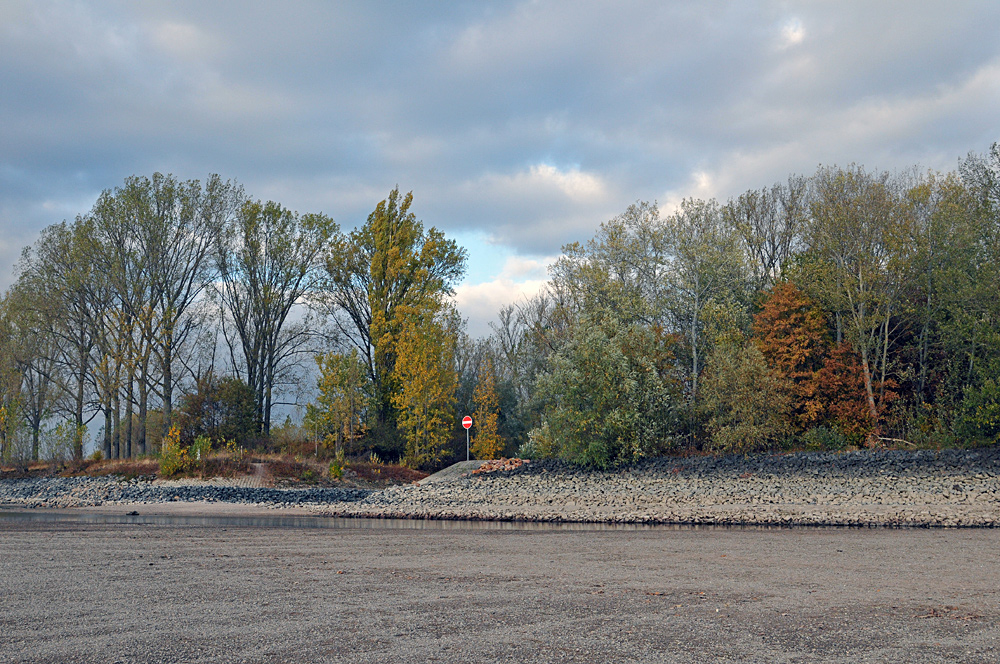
[801,426,848,451]
[159,426,192,476]
[700,342,794,454]
[190,435,212,463]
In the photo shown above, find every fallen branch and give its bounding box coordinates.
[879,436,916,448]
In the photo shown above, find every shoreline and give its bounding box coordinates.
[2,447,999,528]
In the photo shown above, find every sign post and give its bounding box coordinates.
[462,416,473,461]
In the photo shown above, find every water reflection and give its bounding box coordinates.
[0,508,799,531]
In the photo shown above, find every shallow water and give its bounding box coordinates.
[0,508,802,531]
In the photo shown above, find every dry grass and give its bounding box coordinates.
[347,461,427,485]
[1,451,428,488]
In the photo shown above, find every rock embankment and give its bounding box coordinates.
[0,476,371,509]
[2,448,999,526]
[319,448,1000,527]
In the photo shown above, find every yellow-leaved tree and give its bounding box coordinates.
[471,356,503,459]
[306,348,369,455]
[391,310,457,468]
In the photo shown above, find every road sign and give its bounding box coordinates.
[462,416,473,461]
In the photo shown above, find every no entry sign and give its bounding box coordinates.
[462,416,473,429]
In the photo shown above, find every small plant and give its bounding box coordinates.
[329,449,346,480]
[159,426,192,476]
[89,449,104,462]
[801,426,848,451]
[190,435,212,463]
[301,468,318,483]
[367,450,383,466]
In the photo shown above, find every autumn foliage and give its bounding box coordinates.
[752,283,878,444]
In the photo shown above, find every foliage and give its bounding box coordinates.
[530,317,682,468]
[190,435,212,463]
[800,426,848,451]
[391,310,459,469]
[699,342,793,454]
[306,348,369,455]
[323,188,466,451]
[471,356,503,460]
[815,344,877,446]
[159,426,192,476]
[752,283,830,429]
[956,359,1000,444]
[176,373,258,447]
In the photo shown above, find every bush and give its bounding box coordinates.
[159,426,192,476]
[190,435,212,463]
[800,426,848,451]
[700,342,793,454]
[529,318,682,468]
[956,373,1000,445]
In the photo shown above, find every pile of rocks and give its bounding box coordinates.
[0,475,371,509]
[2,448,998,527]
[318,448,1000,527]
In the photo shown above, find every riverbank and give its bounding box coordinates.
[319,448,1000,527]
[2,448,999,527]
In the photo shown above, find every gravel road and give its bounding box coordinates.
[1,518,998,663]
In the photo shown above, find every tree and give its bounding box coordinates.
[306,348,369,455]
[805,165,909,423]
[724,176,809,293]
[15,220,100,459]
[323,188,466,447]
[391,309,458,468]
[215,199,337,437]
[530,316,682,468]
[470,355,503,459]
[549,201,669,326]
[4,282,59,460]
[700,341,793,454]
[664,198,746,407]
[175,372,257,446]
[752,282,830,430]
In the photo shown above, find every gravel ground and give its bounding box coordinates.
[1,520,998,663]
[0,475,370,509]
[322,448,1000,527]
[2,448,999,526]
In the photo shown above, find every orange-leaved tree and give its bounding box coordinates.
[752,282,830,430]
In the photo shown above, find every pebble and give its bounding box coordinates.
[2,448,999,527]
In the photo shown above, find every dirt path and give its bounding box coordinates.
[1,517,998,663]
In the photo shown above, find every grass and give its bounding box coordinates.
[0,450,428,488]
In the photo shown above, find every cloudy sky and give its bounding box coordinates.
[2,1,998,336]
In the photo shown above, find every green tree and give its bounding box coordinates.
[664,198,746,410]
[15,220,100,459]
[306,348,369,455]
[323,188,466,450]
[530,317,682,468]
[700,341,793,454]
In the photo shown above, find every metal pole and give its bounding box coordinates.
[466,427,470,462]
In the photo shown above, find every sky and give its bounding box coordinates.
[2,1,999,337]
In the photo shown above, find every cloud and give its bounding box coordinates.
[779,18,805,49]
[2,0,1000,303]
[454,256,554,338]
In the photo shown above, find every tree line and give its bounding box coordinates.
[1,143,998,469]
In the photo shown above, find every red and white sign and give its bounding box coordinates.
[462,416,473,429]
